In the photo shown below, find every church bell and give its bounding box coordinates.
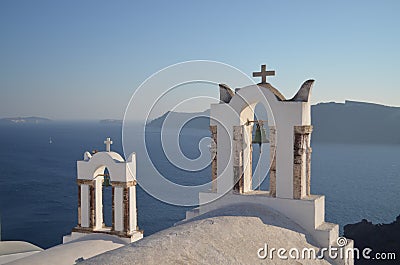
[252,122,269,146]
[103,174,111,187]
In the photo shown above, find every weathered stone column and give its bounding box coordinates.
[306,144,312,196]
[269,126,277,197]
[128,181,138,233]
[233,126,244,193]
[123,186,129,233]
[89,183,95,228]
[293,125,313,199]
[77,184,81,227]
[210,125,217,193]
[76,179,92,228]
[111,186,115,231]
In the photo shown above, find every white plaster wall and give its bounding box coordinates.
[314,196,325,229]
[301,101,312,125]
[94,178,103,230]
[81,184,90,228]
[210,104,237,194]
[199,192,323,231]
[129,186,137,232]
[126,153,136,180]
[114,187,123,232]
[198,192,329,247]
[275,122,294,198]
[273,103,304,198]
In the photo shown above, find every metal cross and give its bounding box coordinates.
[252,64,275,84]
[104,137,113,152]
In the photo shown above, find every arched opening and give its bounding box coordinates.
[251,103,271,191]
[102,168,112,228]
[93,166,113,229]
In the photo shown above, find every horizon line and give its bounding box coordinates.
[1,99,399,121]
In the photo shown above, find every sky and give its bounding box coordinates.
[0,0,399,120]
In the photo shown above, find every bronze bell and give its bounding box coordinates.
[252,122,269,147]
[103,174,111,187]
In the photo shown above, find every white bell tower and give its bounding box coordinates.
[187,65,354,265]
[63,138,143,244]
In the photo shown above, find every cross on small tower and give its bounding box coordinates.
[252,64,275,84]
[104,137,113,152]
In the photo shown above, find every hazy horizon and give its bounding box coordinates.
[1,99,399,122]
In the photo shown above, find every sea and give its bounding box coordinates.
[0,122,399,249]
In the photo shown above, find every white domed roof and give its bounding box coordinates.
[81,203,330,265]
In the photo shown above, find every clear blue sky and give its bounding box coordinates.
[1,0,399,120]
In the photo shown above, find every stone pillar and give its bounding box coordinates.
[113,185,124,232]
[248,137,253,191]
[128,181,138,233]
[306,144,312,196]
[242,123,253,193]
[233,126,244,193]
[89,183,95,228]
[112,181,138,235]
[111,186,115,231]
[293,125,313,199]
[210,125,217,193]
[269,126,277,197]
[94,178,103,230]
[77,180,92,228]
[123,186,129,233]
[77,184,81,227]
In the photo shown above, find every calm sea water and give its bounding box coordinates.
[0,123,399,249]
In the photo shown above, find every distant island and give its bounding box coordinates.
[312,100,400,144]
[0,116,51,125]
[3,101,400,144]
[147,110,210,129]
[99,119,123,125]
[147,100,400,144]
[344,215,400,264]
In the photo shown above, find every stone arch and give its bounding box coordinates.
[228,84,279,195]
[92,166,112,227]
[228,84,282,127]
[81,151,132,182]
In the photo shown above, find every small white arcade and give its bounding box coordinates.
[63,138,143,244]
[186,65,353,265]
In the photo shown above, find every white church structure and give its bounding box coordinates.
[63,137,143,244]
[184,65,354,265]
[0,65,354,265]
